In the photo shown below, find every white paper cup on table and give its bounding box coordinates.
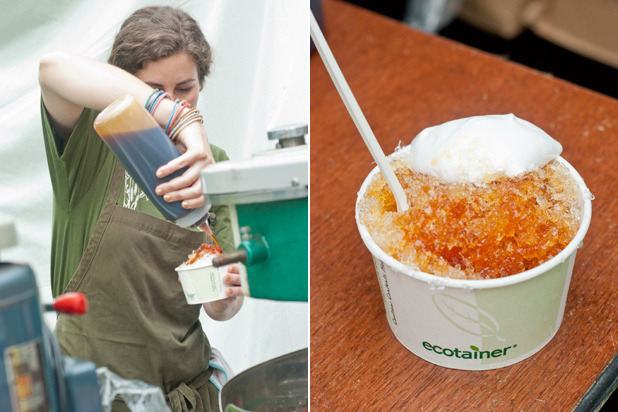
[175,261,228,304]
[355,155,592,370]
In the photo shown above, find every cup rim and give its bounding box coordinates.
[175,259,216,272]
[355,153,592,290]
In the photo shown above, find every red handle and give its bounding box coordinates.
[53,292,88,315]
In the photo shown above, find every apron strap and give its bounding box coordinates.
[106,160,125,206]
[60,160,123,295]
[166,369,213,412]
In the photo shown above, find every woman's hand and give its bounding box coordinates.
[203,264,244,321]
[221,264,244,297]
[155,121,215,209]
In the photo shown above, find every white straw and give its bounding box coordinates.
[310,12,409,212]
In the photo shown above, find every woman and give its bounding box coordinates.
[39,6,242,411]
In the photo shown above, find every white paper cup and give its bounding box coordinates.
[175,262,228,304]
[356,155,592,370]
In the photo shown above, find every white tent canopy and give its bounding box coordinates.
[0,0,308,375]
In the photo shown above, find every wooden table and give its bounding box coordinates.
[310,1,618,410]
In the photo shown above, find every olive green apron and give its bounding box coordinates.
[55,161,219,412]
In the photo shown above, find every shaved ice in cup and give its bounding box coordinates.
[175,244,229,304]
[355,114,592,369]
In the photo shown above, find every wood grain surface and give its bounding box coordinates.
[309,1,618,410]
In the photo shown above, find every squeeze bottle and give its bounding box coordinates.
[93,95,212,231]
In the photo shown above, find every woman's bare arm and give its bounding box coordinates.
[39,52,160,140]
[38,51,214,208]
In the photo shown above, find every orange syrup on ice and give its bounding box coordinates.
[186,243,223,265]
[358,158,582,280]
[199,222,220,247]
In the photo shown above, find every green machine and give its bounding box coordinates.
[200,125,308,302]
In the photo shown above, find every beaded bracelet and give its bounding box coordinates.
[151,92,171,114]
[165,99,181,134]
[144,89,171,114]
[169,109,204,142]
[168,100,191,134]
[145,89,159,108]
[165,99,192,135]
[169,109,203,141]
[169,117,204,142]
[145,91,203,141]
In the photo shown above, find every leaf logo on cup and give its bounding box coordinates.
[432,294,505,342]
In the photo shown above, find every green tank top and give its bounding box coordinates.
[41,100,235,297]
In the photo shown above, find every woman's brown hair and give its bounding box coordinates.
[108,6,212,89]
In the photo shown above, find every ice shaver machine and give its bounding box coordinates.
[0,213,102,412]
[201,124,308,302]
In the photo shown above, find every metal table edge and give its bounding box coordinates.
[573,352,618,412]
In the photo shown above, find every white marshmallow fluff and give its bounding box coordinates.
[408,114,563,183]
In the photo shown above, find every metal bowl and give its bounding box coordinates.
[220,348,308,412]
